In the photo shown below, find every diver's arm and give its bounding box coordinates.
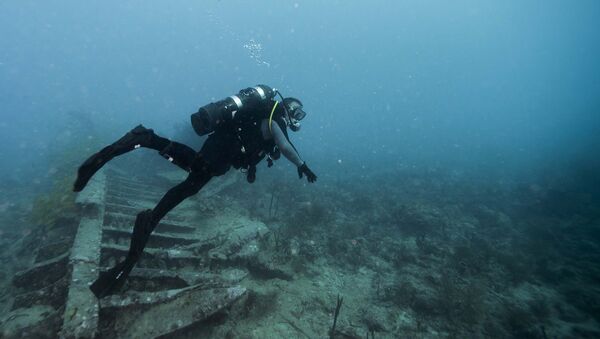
[269,121,304,167]
[261,119,317,182]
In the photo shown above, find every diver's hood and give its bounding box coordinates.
[282,97,305,132]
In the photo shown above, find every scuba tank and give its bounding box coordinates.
[191,84,276,136]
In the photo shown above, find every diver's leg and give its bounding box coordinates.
[74,125,167,191]
[89,209,156,298]
[128,168,212,261]
[73,125,196,191]
[89,168,212,298]
[158,141,197,173]
[89,210,155,298]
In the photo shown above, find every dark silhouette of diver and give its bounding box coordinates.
[73,85,317,298]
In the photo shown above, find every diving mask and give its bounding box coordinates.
[282,97,305,132]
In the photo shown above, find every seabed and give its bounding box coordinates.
[0,161,599,338]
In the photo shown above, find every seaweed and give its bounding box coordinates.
[329,294,344,339]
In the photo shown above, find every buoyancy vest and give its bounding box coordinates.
[228,100,288,171]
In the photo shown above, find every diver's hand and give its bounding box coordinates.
[298,162,317,183]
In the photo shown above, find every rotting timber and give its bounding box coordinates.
[6,168,275,338]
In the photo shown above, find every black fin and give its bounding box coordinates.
[89,259,135,298]
[73,145,114,192]
[73,124,153,192]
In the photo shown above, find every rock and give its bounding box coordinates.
[99,284,247,338]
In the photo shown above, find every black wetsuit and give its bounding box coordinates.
[149,100,290,221]
[83,99,305,298]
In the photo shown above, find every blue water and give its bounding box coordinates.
[1,1,599,338]
[1,1,597,180]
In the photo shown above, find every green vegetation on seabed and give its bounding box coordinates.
[29,174,77,230]
[229,169,600,338]
[27,109,131,232]
[29,119,108,231]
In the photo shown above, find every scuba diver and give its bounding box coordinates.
[73,85,317,298]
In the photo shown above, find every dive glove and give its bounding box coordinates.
[298,162,317,183]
